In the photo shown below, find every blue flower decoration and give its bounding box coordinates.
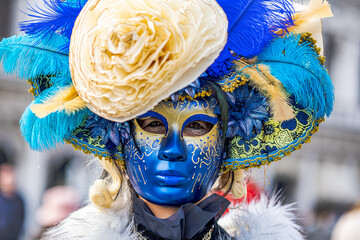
[85,114,130,147]
[169,78,206,102]
[119,122,131,144]
[226,84,270,139]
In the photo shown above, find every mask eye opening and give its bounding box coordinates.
[135,111,168,135]
[183,120,215,137]
[136,117,167,135]
[181,114,218,138]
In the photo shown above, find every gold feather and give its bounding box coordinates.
[275,0,333,54]
[236,59,295,121]
[31,85,86,118]
[291,0,333,29]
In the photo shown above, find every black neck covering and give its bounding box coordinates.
[132,193,230,240]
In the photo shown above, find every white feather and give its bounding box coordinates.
[218,195,304,240]
[41,191,137,240]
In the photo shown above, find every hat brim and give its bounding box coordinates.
[222,98,322,171]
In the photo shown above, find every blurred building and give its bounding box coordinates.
[252,1,360,239]
[0,0,359,240]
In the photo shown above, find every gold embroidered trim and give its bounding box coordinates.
[178,89,213,101]
[27,79,36,96]
[299,32,326,65]
[220,118,324,173]
[165,72,248,101]
[220,74,248,93]
[65,137,124,165]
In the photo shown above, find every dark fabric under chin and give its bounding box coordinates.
[132,193,230,240]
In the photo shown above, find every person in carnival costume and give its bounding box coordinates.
[0,0,334,239]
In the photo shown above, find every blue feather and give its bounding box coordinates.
[0,34,69,80]
[216,0,294,57]
[256,34,334,119]
[19,0,87,50]
[20,84,89,151]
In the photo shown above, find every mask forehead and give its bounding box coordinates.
[151,97,219,135]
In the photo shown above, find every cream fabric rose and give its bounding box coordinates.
[70,0,228,122]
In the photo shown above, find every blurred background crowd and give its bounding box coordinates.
[0,0,359,239]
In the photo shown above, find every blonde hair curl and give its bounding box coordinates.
[216,170,247,199]
[89,158,125,209]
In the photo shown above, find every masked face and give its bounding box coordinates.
[124,97,223,206]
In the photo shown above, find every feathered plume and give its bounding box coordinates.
[20,84,89,151]
[216,0,295,58]
[282,0,333,54]
[19,0,87,50]
[236,60,295,121]
[289,0,333,33]
[0,34,69,80]
[256,34,334,119]
[31,85,86,118]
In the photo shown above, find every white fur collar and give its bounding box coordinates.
[42,193,304,240]
[218,196,304,240]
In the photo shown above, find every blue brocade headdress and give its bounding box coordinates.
[0,0,334,171]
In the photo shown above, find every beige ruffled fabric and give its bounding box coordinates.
[70,0,228,122]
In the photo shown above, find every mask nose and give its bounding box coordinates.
[158,128,187,161]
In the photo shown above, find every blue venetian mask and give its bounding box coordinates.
[124,97,223,206]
